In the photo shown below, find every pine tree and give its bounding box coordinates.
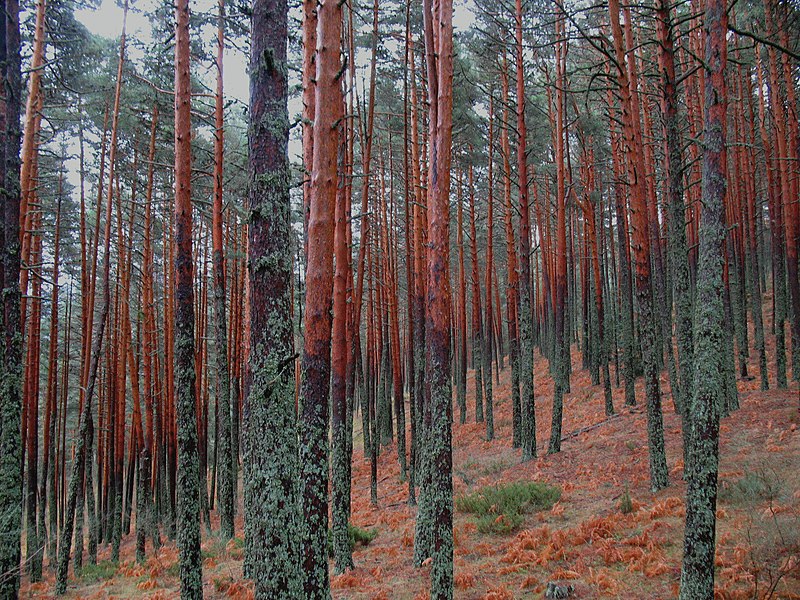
[204,0,234,544]
[679,0,727,591]
[173,0,203,592]
[299,0,343,595]
[0,0,23,592]
[243,0,302,594]
[418,0,455,597]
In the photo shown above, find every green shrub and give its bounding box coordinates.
[78,560,118,582]
[718,469,782,505]
[327,523,377,556]
[455,481,561,534]
[165,561,180,578]
[617,486,634,514]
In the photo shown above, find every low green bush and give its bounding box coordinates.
[455,481,561,534]
[617,486,634,514]
[718,469,782,505]
[327,523,377,556]
[78,560,118,582]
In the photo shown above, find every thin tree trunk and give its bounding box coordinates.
[501,52,521,448]
[299,0,342,595]
[468,166,484,425]
[415,2,454,597]
[174,0,203,592]
[211,0,234,540]
[515,0,536,462]
[549,13,568,454]
[331,99,353,572]
[56,4,128,589]
[38,180,63,577]
[608,0,669,491]
[657,0,694,473]
[456,176,467,424]
[484,95,495,440]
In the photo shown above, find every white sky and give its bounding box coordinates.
[75,0,477,104]
[73,0,477,171]
[75,0,251,101]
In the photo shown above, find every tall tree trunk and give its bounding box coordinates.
[299,0,342,595]
[762,0,789,389]
[608,0,669,491]
[468,166,484,425]
[501,52,521,448]
[484,95,495,440]
[24,192,42,580]
[657,0,694,473]
[243,0,302,589]
[576,138,614,417]
[56,2,128,589]
[212,0,234,541]
[679,0,727,591]
[137,105,160,561]
[174,0,203,592]
[607,89,636,407]
[331,98,353,572]
[456,176,467,424]
[0,0,23,589]
[738,62,769,390]
[38,180,63,577]
[402,0,417,505]
[415,1,454,597]
[351,0,379,461]
[515,0,536,462]
[549,13,568,454]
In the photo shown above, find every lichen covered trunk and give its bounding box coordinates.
[679,0,727,592]
[515,0,536,462]
[173,0,203,592]
[212,0,234,542]
[500,53,521,448]
[244,0,302,594]
[415,1,455,598]
[331,117,353,573]
[657,0,693,471]
[0,0,23,592]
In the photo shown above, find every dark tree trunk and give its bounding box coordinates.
[0,0,22,591]
[212,0,234,542]
[331,92,353,573]
[608,0,669,491]
[515,0,536,462]
[244,0,302,594]
[174,0,203,593]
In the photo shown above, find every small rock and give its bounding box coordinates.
[545,581,575,599]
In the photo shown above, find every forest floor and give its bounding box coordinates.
[20,341,800,599]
